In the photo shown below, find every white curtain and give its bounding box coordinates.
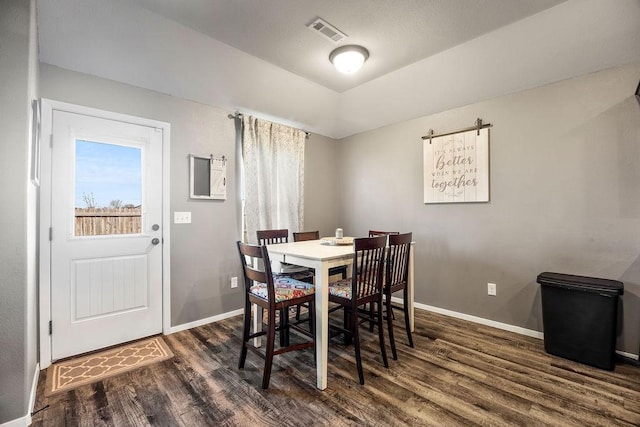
[242,116,305,243]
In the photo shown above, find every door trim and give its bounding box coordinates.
[39,99,171,369]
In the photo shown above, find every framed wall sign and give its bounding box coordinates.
[189,154,226,200]
[423,127,489,203]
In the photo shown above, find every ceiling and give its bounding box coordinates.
[127,0,566,93]
[37,0,640,138]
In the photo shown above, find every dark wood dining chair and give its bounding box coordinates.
[385,232,414,360]
[237,241,315,389]
[256,228,288,245]
[361,230,399,330]
[292,230,318,242]
[327,235,389,385]
[257,229,314,344]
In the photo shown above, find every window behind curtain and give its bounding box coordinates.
[240,116,305,243]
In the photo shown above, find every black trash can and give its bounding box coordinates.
[537,272,623,370]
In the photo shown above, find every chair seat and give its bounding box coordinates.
[250,276,315,303]
[328,278,352,299]
[329,276,380,300]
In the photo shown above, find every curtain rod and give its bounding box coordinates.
[421,118,492,143]
[227,111,310,136]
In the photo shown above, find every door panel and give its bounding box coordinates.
[72,255,148,320]
[51,110,163,360]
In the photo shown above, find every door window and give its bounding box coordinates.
[74,140,142,236]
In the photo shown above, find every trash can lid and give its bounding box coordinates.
[537,272,623,295]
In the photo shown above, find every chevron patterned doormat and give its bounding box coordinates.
[45,336,173,396]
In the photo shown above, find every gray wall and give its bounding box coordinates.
[304,133,340,238]
[336,64,640,354]
[39,64,340,328]
[0,0,39,423]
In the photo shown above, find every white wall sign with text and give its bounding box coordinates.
[423,128,489,203]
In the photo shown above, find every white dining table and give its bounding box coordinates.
[266,238,415,390]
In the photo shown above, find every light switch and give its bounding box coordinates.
[174,211,191,224]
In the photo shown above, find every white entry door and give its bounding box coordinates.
[50,109,164,360]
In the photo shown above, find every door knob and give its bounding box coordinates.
[151,238,160,245]
[152,224,160,231]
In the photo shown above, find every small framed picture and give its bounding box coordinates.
[189,154,227,200]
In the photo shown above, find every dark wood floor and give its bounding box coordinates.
[32,309,640,426]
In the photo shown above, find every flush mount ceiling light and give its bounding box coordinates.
[329,45,369,74]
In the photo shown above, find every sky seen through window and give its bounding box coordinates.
[75,140,142,208]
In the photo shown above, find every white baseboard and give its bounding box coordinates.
[0,417,28,427]
[26,363,39,425]
[410,300,639,360]
[414,301,544,339]
[616,350,639,361]
[168,308,243,334]
[0,363,39,427]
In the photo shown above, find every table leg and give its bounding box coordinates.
[252,303,262,347]
[314,262,329,390]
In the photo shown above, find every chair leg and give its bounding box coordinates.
[377,297,389,368]
[239,299,251,369]
[386,294,398,360]
[369,302,375,332]
[280,308,290,347]
[343,308,352,346]
[309,301,315,337]
[351,306,365,385]
[263,307,277,389]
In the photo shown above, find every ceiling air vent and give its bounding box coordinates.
[307,18,347,43]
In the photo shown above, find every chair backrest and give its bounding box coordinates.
[293,230,320,242]
[351,235,387,301]
[368,230,400,237]
[257,229,289,245]
[386,232,412,290]
[237,241,276,306]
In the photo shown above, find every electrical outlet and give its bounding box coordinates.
[174,211,191,224]
[488,282,497,296]
[231,276,238,288]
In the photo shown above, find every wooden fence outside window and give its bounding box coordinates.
[75,207,142,236]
